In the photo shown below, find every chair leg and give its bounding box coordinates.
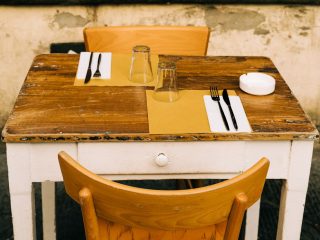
[192,179,206,188]
[177,179,188,189]
[177,179,206,189]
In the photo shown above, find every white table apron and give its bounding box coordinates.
[6,140,314,240]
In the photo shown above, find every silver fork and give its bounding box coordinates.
[93,53,102,77]
[210,86,230,131]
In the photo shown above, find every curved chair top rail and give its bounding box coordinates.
[83,25,210,56]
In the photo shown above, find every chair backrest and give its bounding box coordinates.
[83,26,210,56]
[59,152,269,240]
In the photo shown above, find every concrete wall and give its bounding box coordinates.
[0,5,320,128]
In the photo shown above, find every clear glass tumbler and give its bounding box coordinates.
[153,62,179,102]
[129,45,153,84]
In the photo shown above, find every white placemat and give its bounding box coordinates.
[76,52,112,80]
[204,95,251,132]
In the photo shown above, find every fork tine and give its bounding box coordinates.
[214,86,219,100]
[210,86,216,100]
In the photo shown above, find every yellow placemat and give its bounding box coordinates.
[74,54,159,87]
[146,90,236,134]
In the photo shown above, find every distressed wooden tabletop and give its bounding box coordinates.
[2,54,318,142]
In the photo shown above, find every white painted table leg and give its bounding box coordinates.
[6,143,36,240]
[245,199,260,240]
[42,181,56,240]
[276,141,314,240]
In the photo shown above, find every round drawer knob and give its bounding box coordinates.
[154,153,169,167]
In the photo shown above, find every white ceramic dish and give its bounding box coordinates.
[239,72,276,95]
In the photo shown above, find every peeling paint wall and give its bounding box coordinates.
[205,7,266,31]
[0,5,320,127]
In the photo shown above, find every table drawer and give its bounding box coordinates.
[78,141,291,178]
[78,142,247,175]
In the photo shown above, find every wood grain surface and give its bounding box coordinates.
[2,54,318,142]
[59,151,269,239]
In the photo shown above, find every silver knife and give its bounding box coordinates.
[84,52,93,84]
[222,89,238,130]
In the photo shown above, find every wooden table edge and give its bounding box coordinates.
[2,129,319,143]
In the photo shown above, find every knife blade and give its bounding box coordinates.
[84,52,93,84]
[222,89,238,130]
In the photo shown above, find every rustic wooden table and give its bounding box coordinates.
[2,54,318,240]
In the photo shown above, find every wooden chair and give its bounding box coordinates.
[58,151,269,240]
[83,26,210,56]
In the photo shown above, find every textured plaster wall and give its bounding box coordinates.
[0,5,320,127]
